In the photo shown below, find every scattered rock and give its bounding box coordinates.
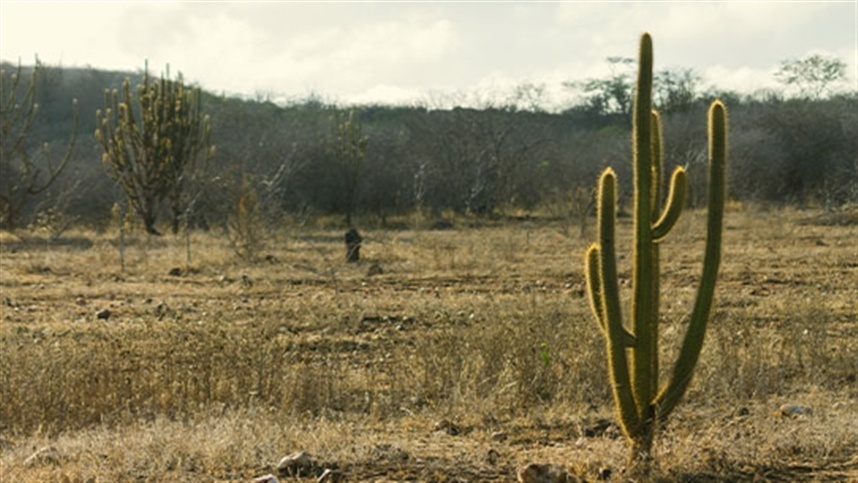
[491,431,508,442]
[366,263,383,277]
[597,466,613,480]
[241,274,253,288]
[277,450,315,477]
[582,418,618,438]
[565,283,585,297]
[168,267,183,276]
[433,418,451,431]
[317,468,345,482]
[779,404,812,417]
[517,463,579,483]
[0,435,14,451]
[433,418,460,435]
[254,475,280,483]
[24,445,61,467]
[96,308,111,320]
[486,448,500,465]
[370,444,409,463]
[75,296,87,306]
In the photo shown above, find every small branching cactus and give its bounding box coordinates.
[584,32,727,474]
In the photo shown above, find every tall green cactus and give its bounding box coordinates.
[584,32,727,472]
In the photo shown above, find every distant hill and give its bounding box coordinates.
[2,61,856,231]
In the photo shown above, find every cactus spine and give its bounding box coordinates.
[584,32,727,471]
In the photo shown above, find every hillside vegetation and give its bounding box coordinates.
[1,61,856,234]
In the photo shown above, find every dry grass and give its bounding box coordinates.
[1,208,856,481]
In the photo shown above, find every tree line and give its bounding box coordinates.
[1,54,855,236]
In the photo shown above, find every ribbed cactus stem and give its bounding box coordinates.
[631,31,656,419]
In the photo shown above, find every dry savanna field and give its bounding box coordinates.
[1,207,856,482]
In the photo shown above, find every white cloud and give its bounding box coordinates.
[0,3,127,68]
[701,64,779,95]
[2,1,854,106]
[344,84,424,107]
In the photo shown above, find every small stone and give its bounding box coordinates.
[0,435,14,451]
[779,404,812,417]
[567,283,585,297]
[582,418,614,437]
[96,308,111,320]
[486,448,500,465]
[254,475,280,483]
[517,463,578,483]
[433,419,451,431]
[367,263,383,277]
[433,418,460,435]
[317,468,345,482]
[24,445,61,467]
[597,467,612,480]
[370,444,409,462]
[168,267,182,276]
[491,431,508,442]
[277,450,314,477]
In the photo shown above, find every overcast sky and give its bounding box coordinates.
[2,1,856,109]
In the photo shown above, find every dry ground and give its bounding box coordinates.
[1,207,856,482]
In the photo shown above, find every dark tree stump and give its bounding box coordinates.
[345,228,362,262]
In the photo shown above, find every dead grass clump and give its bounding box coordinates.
[799,205,858,226]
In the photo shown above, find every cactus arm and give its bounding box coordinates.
[585,244,607,333]
[586,245,637,346]
[595,169,642,433]
[656,100,727,419]
[652,167,688,242]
